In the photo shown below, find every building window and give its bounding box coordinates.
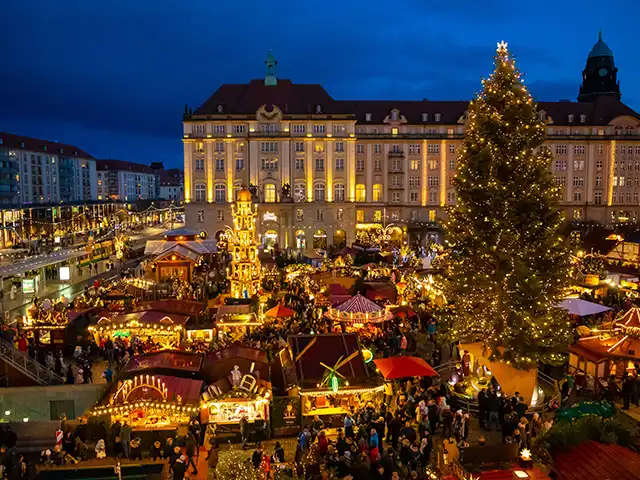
[316,210,324,221]
[365,113,372,122]
[391,176,402,187]
[261,158,278,170]
[372,184,383,202]
[294,183,305,202]
[391,159,402,171]
[573,160,584,171]
[573,191,582,202]
[233,125,245,134]
[434,113,441,122]
[197,210,204,222]
[594,192,602,205]
[217,210,224,222]
[314,183,326,201]
[356,144,365,154]
[428,159,438,170]
[428,191,437,203]
[334,183,345,202]
[409,176,420,187]
[214,125,225,134]
[313,125,326,134]
[195,159,205,172]
[215,142,224,153]
[409,144,421,155]
[235,158,244,171]
[410,192,419,202]
[370,210,381,222]
[356,159,365,172]
[427,144,440,155]
[293,124,306,134]
[214,184,226,203]
[410,159,420,170]
[448,159,455,171]
[597,145,604,155]
[296,209,304,222]
[295,142,304,152]
[448,144,456,154]
[195,183,206,203]
[554,160,567,171]
[427,176,439,187]
[355,184,366,202]
[428,209,436,222]
[264,184,276,203]
[572,177,585,187]
[356,210,365,223]
[374,144,381,154]
[216,158,224,171]
[596,159,603,170]
[391,192,401,203]
[574,145,585,156]
[195,142,205,153]
[335,157,344,171]
[293,157,304,171]
[555,145,567,155]
[260,142,278,153]
[374,159,382,172]
[315,158,324,171]
[595,175,602,187]
[335,142,344,152]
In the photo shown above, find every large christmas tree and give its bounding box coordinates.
[442,41,571,368]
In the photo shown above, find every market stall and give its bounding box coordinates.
[275,333,384,427]
[215,305,262,341]
[21,298,70,348]
[90,374,203,431]
[373,356,438,379]
[200,345,272,430]
[88,310,189,349]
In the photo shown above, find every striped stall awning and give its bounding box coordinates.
[336,293,383,314]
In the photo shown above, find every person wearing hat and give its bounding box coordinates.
[172,455,188,480]
[129,437,142,460]
[150,440,162,461]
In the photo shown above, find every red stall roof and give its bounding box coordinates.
[553,441,640,480]
[373,356,438,379]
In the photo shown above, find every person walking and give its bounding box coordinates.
[207,442,219,479]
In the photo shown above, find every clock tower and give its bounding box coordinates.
[578,30,621,102]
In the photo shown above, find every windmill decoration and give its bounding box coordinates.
[320,351,359,393]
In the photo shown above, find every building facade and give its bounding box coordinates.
[183,35,640,253]
[0,132,97,205]
[159,168,185,202]
[96,159,159,201]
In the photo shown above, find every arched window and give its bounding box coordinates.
[355,184,366,202]
[373,184,383,202]
[334,183,345,202]
[294,183,306,203]
[313,229,327,249]
[264,184,277,203]
[195,183,206,203]
[214,184,226,203]
[314,183,325,202]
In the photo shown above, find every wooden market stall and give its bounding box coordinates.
[569,306,640,387]
[88,310,189,348]
[21,299,70,348]
[200,344,272,432]
[275,333,384,427]
[214,304,262,341]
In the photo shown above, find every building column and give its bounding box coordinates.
[206,141,214,203]
[439,140,446,206]
[184,142,192,203]
[347,138,356,203]
[421,140,428,206]
[281,139,291,190]
[305,139,314,202]
[383,143,390,203]
[607,140,616,206]
[225,140,234,202]
[365,143,373,202]
[567,145,574,203]
[326,141,333,202]
[249,136,259,187]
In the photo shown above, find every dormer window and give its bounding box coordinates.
[568,114,574,123]
[391,110,398,121]
[365,113,372,122]
[422,113,428,122]
[73,151,78,156]
[43,145,47,152]
[538,111,547,121]
[316,105,322,114]
[434,113,441,122]
[580,114,586,123]
[59,148,63,154]
[20,142,24,148]
[217,105,223,113]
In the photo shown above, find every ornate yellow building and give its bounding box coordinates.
[184,36,640,253]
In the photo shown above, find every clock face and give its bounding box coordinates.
[599,68,608,77]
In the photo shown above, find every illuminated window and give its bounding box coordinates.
[337,208,343,221]
[264,184,276,203]
[410,159,420,170]
[355,184,366,202]
[356,210,365,223]
[373,184,383,202]
[428,210,436,222]
[296,209,304,222]
[373,210,382,222]
[392,127,399,136]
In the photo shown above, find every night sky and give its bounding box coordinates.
[0,1,637,169]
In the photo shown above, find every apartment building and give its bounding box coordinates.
[159,168,184,202]
[0,132,97,205]
[96,159,159,201]
[183,35,640,252]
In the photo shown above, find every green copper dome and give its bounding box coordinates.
[588,29,613,58]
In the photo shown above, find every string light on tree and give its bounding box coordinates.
[440,40,572,368]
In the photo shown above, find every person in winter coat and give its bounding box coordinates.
[172,455,188,480]
[207,442,219,479]
[150,441,163,461]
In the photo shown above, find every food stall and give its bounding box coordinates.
[21,298,70,348]
[275,333,384,428]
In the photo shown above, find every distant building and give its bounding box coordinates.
[159,168,184,202]
[96,159,159,201]
[0,132,97,204]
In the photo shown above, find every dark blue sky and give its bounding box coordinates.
[0,1,637,169]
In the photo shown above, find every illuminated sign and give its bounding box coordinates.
[22,279,35,295]
[263,212,277,222]
[59,266,70,281]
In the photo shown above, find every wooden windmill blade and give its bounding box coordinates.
[334,350,360,371]
[295,337,317,363]
[319,362,346,378]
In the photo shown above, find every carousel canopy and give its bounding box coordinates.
[265,305,295,318]
[373,356,438,379]
[125,351,204,373]
[556,298,611,317]
[134,300,205,316]
[337,294,383,313]
[615,306,640,327]
[145,238,217,256]
[96,310,190,328]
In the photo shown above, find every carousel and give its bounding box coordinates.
[90,373,203,431]
[324,293,393,330]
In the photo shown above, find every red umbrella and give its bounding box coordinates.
[373,356,438,379]
[265,305,295,318]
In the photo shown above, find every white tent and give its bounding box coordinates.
[556,298,611,317]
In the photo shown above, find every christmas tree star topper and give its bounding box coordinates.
[497,40,508,53]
